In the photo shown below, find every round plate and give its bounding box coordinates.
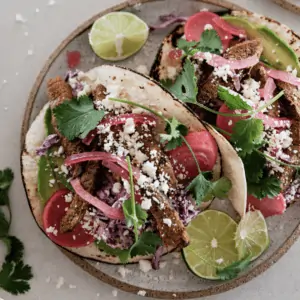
[273,0,300,15]
[20,0,300,298]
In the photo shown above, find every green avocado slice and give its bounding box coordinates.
[222,16,300,74]
[37,108,72,206]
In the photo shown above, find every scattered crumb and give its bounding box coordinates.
[16,72,19,76]
[48,0,56,5]
[172,258,181,265]
[28,49,34,56]
[137,290,147,296]
[3,80,7,84]
[139,260,152,273]
[173,294,177,297]
[24,32,29,36]
[35,8,40,13]
[96,293,100,297]
[172,252,181,259]
[117,266,131,278]
[4,107,8,111]
[136,65,148,75]
[159,261,167,269]
[69,284,76,289]
[169,270,174,280]
[46,276,51,283]
[112,289,118,297]
[56,276,65,289]
[15,13,26,23]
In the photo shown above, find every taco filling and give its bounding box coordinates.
[22,65,245,265]
[151,10,300,218]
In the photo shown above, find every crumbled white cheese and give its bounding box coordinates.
[137,290,147,297]
[65,193,73,203]
[136,65,149,75]
[213,65,233,82]
[117,266,131,278]
[203,52,212,61]
[69,284,76,289]
[204,24,213,30]
[112,290,118,297]
[242,78,261,103]
[46,226,55,233]
[167,66,178,79]
[24,32,29,36]
[77,82,91,97]
[27,49,34,56]
[48,0,56,5]
[163,218,172,227]
[135,150,148,164]
[49,179,56,185]
[142,161,157,178]
[216,258,224,264]
[56,276,65,289]
[15,13,26,23]
[159,261,167,269]
[61,164,69,175]
[112,182,122,194]
[139,260,152,273]
[123,118,135,134]
[141,198,152,210]
[57,146,64,155]
[35,8,40,13]
[122,179,131,194]
[150,149,158,158]
[228,119,233,126]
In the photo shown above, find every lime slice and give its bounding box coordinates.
[89,12,149,61]
[235,210,269,261]
[183,210,239,280]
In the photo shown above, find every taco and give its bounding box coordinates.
[150,10,300,218]
[21,65,246,264]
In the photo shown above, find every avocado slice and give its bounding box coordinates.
[222,16,300,74]
[37,108,72,206]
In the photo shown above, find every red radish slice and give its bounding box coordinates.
[194,52,259,69]
[262,77,276,101]
[212,17,246,37]
[43,189,95,248]
[267,69,300,87]
[168,49,183,61]
[168,131,218,178]
[71,178,125,220]
[247,194,286,218]
[65,152,141,179]
[67,51,81,69]
[184,11,232,49]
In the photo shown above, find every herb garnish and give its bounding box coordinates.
[0,169,33,295]
[53,95,105,140]
[177,29,222,55]
[216,256,251,280]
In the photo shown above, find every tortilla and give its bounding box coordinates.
[22,65,246,263]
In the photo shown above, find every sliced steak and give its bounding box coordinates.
[223,39,263,61]
[250,63,268,86]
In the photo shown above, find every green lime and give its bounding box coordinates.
[235,210,269,261]
[183,210,239,280]
[89,12,149,61]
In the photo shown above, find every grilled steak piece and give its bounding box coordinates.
[47,77,85,177]
[92,84,107,100]
[223,39,263,61]
[250,63,268,86]
[150,191,189,249]
[60,160,101,233]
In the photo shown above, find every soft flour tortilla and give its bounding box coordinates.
[22,65,245,263]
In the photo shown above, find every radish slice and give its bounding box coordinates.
[263,77,276,101]
[267,69,300,86]
[168,131,218,178]
[43,189,95,248]
[168,49,183,61]
[184,11,233,50]
[67,51,81,69]
[212,17,246,37]
[193,52,259,70]
[247,194,286,218]
[71,178,124,220]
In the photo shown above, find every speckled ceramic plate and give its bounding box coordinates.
[273,0,300,14]
[20,0,300,298]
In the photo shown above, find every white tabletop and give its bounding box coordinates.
[1,0,300,299]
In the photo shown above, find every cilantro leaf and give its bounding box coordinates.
[177,30,222,55]
[5,236,24,263]
[218,86,253,111]
[0,261,33,295]
[187,174,232,206]
[130,232,162,258]
[217,256,251,280]
[248,176,281,199]
[0,168,14,191]
[0,209,9,237]
[242,151,266,184]
[198,29,222,54]
[160,117,188,150]
[95,240,130,264]
[162,59,198,103]
[122,200,148,228]
[230,119,264,157]
[53,95,105,140]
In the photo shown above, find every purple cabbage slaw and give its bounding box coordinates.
[36,134,60,156]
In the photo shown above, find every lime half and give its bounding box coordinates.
[183,210,239,280]
[89,12,149,61]
[235,210,269,261]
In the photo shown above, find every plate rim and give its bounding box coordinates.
[19,0,300,298]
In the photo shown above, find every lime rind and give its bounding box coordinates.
[89,12,149,61]
[235,210,269,261]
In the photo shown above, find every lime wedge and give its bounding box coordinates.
[89,12,149,61]
[235,210,269,261]
[183,210,239,280]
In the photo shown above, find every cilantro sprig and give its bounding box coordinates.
[53,95,105,140]
[177,29,222,55]
[109,98,232,206]
[0,169,33,295]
